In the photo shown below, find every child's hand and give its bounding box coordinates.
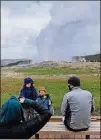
[43,95,47,99]
[19,97,25,103]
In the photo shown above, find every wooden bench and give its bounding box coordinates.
[49,116,100,122]
[34,122,100,139]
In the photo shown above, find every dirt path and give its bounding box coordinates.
[1,71,24,78]
[1,71,100,79]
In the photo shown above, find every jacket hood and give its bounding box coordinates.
[0,96,24,124]
[24,77,34,84]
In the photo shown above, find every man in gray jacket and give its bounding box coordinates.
[61,76,95,131]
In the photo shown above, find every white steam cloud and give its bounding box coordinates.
[1,1,100,61]
[1,1,52,61]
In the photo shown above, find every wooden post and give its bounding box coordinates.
[35,134,39,139]
[86,135,90,139]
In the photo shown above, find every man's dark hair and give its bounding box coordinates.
[68,76,80,87]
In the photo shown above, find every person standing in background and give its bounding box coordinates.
[19,77,38,120]
[36,87,54,115]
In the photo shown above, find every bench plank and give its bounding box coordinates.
[37,122,100,139]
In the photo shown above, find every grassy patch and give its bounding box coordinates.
[14,67,99,75]
[1,76,100,115]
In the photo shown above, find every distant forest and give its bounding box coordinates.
[73,53,100,62]
[82,53,100,62]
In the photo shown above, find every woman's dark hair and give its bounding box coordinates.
[22,83,37,100]
[68,76,80,87]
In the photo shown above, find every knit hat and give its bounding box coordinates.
[24,77,34,84]
[39,87,46,92]
[68,76,80,87]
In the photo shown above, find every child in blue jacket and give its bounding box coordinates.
[36,87,54,115]
[19,77,38,120]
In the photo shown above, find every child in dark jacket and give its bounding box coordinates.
[20,77,38,100]
[19,77,38,120]
[36,87,54,115]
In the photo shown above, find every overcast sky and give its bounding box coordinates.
[1,1,100,61]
